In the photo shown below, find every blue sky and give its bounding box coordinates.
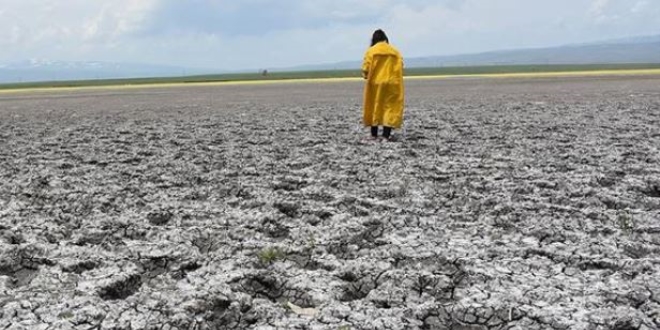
[0,0,658,71]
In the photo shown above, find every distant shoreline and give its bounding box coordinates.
[2,64,660,93]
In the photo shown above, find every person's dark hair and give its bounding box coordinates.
[371,29,389,46]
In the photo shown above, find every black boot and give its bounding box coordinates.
[371,126,379,138]
[383,127,392,140]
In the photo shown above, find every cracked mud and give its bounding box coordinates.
[1,77,660,329]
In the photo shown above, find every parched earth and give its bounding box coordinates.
[1,76,659,330]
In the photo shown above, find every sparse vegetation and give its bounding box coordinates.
[616,212,636,234]
[257,247,286,266]
[57,311,74,319]
[307,234,317,249]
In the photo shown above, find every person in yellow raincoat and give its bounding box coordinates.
[362,29,404,141]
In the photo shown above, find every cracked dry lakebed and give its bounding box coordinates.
[1,76,660,330]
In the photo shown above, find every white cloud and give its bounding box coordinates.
[589,0,610,16]
[0,0,659,69]
[80,1,157,42]
[631,0,649,14]
[0,0,157,53]
[588,0,619,24]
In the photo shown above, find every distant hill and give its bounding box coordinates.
[282,34,660,71]
[1,34,659,83]
[0,60,209,84]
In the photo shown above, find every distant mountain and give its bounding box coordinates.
[283,34,660,71]
[2,34,659,84]
[586,34,660,45]
[0,60,210,84]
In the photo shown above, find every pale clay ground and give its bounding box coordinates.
[1,76,660,329]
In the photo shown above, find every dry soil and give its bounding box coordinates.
[1,76,660,329]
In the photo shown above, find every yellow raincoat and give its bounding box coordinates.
[362,41,405,128]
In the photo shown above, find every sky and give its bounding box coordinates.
[0,0,658,71]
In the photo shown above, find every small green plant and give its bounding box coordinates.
[58,311,74,319]
[307,234,317,249]
[257,247,286,265]
[397,181,409,197]
[617,212,636,234]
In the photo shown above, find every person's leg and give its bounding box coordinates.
[382,127,392,139]
[371,126,379,138]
